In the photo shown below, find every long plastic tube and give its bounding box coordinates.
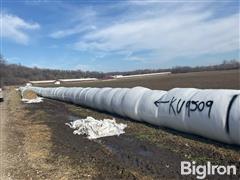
[20,86,240,145]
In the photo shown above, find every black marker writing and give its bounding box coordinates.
[154,97,214,118]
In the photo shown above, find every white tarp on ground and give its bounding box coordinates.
[21,97,43,104]
[65,116,127,139]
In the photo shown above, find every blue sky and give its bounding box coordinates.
[1,0,239,72]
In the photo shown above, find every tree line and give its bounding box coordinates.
[0,54,239,86]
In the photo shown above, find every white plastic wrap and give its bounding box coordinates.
[93,88,112,111]
[229,95,240,145]
[122,87,150,121]
[79,87,91,106]
[72,88,83,104]
[65,116,127,139]
[101,88,114,111]
[111,88,129,116]
[56,87,66,101]
[138,90,167,125]
[157,88,240,144]
[157,88,200,132]
[85,88,100,109]
[104,88,121,113]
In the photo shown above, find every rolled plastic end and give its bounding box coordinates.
[229,95,240,145]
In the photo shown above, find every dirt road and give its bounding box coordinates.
[1,87,240,179]
[0,89,8,179]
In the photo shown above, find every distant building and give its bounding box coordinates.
[29,80,56,84]
[112,75,124,79]
[28,78,98,85]
[112,72,171,79]
[26,83,32,86]
[59,78,98,83]
[54,81,61,85]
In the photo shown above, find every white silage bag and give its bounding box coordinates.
[36,88,41,96]
[228,95,240,145]
[51,88,58,99]
[49,88,55,98]
[104,88,121,113]
[157,88,240,144]
[34,87,40,96]
[46,88,52,97]
[37,87,43,96]
[138,90,167,125]
[67,88,77,102]
[56,87,65,100]
[157,88,200,132]
[122,87,150,121]
[70,88,80,103]
[101,88,114,111]
[69,88,81,104]
[79,88,91,106]
[62,88,70,102]
[39,88,45,97]
[111,88,129,116]
[72,88,83,104]
[41,88,47,97]
[65,88,74,102]
[85,88,100,108]
[44,88,51,98]
[46,88,52,98]
[56,87,66,101]
[184,90,240,143]
[93,88,112,111]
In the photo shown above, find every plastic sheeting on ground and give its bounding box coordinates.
[65,116,127,139]
[20,86,240,145]
[21,97,43,104]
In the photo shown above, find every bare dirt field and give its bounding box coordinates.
[38,69,240,90]
[1,70,240,179]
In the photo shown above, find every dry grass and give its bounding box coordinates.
[22,90,38,99]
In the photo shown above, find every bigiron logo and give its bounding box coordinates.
[181,161,237,179]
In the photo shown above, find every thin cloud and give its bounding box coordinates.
[1,12,40,44]
[50,25,96,39]
[73,4,239,62]
[49,5,97,39]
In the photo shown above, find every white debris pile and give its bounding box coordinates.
[21,97,43,104]
[65,116,127,139]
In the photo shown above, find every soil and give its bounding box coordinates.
[37,69,240,90]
